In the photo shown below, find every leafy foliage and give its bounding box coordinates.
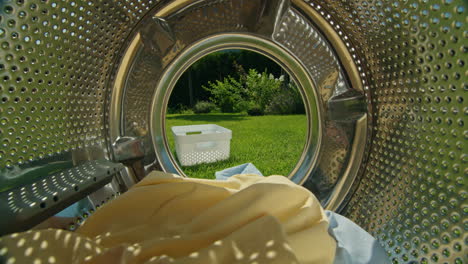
[247,104,264,116]
[203,77,243,113]
[168,50,305,115]
[265,82,305,115]
[204,69,286,115]
[193,101,217,114]
[167,104,194,115]
[244,69,283,111]
[168,50,282,109]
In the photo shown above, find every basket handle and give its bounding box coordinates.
[195,141,217,150]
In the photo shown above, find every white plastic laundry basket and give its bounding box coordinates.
[171,124,232,166]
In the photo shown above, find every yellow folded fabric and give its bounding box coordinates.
[0,172,336,264]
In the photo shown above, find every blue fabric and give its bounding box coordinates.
[215,163,263,180]
[326,211,388,263]
[215,164,389,263]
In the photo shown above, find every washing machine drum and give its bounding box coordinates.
[0,0,465,263]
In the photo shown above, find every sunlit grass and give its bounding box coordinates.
[165,113,307,179]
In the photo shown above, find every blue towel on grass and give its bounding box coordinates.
[215,163,263,180]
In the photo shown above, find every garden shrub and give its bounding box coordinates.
[244,69,282,110]
[233,100,251,113]
[266,82,305,115]
[247,104,264,116]
[193,101,217,114]
[168,104,194,114]
[203,68,304,115]
[203,77,243,113]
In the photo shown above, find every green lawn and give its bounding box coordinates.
[165,113,308,179]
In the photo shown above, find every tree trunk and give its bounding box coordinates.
[188,68,194,107]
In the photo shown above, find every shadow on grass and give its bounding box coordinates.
[166,114,248,122]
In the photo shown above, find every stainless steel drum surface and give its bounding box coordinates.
[0,0,466,263]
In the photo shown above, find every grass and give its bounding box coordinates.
[165,113,307,179]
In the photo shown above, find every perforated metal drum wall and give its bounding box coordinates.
[313,1,466,263]
[0,0,158,188]
[0,0,466,263]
